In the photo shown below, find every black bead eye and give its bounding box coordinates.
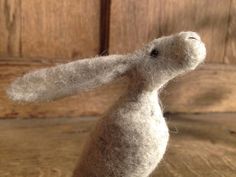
[150,48,159,58]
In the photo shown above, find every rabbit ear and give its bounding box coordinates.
[7,55,135,102]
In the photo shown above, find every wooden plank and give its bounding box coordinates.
[1,60,236,118]
[0,59,129,119]
[0,0,21,57]
[0,113,235,177]
[161,64,236,113]
[109,0,231,63]
[21,0,100,59]
[224,0,236,64]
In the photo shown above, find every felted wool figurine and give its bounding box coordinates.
[7,32,206,177]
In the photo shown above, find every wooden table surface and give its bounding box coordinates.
[0,113,235,177]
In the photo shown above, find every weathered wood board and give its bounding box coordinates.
[1,61,236,118]
[161,64,236,113]
[109,0,231,63]
[21,0,100,59]
[0,113,235,177]
[225,0,236,64]
[0,0,21,57]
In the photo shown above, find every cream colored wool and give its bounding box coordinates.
[7,32,206,177]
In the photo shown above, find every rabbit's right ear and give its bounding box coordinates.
[7,55,136,102]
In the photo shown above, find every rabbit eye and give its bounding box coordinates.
[150,48,159,58]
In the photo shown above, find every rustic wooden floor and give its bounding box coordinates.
[0,113,235,177]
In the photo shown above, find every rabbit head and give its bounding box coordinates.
[132,32,206,90]
[7,32,206,102]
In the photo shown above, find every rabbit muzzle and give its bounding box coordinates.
[177,32,206,70]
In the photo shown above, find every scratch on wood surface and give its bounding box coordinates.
[197,153,212,168]
[213,169,227,177]
[195,153,230,177]
[182,161,201,177]
[164,161,182,177]
[222,156,236,171]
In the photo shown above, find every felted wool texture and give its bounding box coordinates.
[7,32,206,177]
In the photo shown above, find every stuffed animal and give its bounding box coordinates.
[7,32,206,177]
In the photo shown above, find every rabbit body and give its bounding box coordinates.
[73,89,168,177]
[7,32,206,177]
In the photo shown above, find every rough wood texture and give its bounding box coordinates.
[161,64,236,113]
[1,60,236,118]
[109,0,231,63]
[225,0,236,64]
[21,0,100,59]
[0,0,21,57]
[0,113,235,177]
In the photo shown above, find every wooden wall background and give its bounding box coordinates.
[0,0,235,118]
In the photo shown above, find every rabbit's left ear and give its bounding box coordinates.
[7,55,136,102]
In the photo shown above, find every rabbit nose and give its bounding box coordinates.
[179,32,201,41]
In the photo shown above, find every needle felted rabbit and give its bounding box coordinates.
[7,32,206,177]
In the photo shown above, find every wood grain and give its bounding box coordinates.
[1,58,236,118]
[109,0,231,63]
[0,0,21,57]
[224,0,236,64]
[161,64,236,113]
[21,0,100,60]
[0,113,235,177]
